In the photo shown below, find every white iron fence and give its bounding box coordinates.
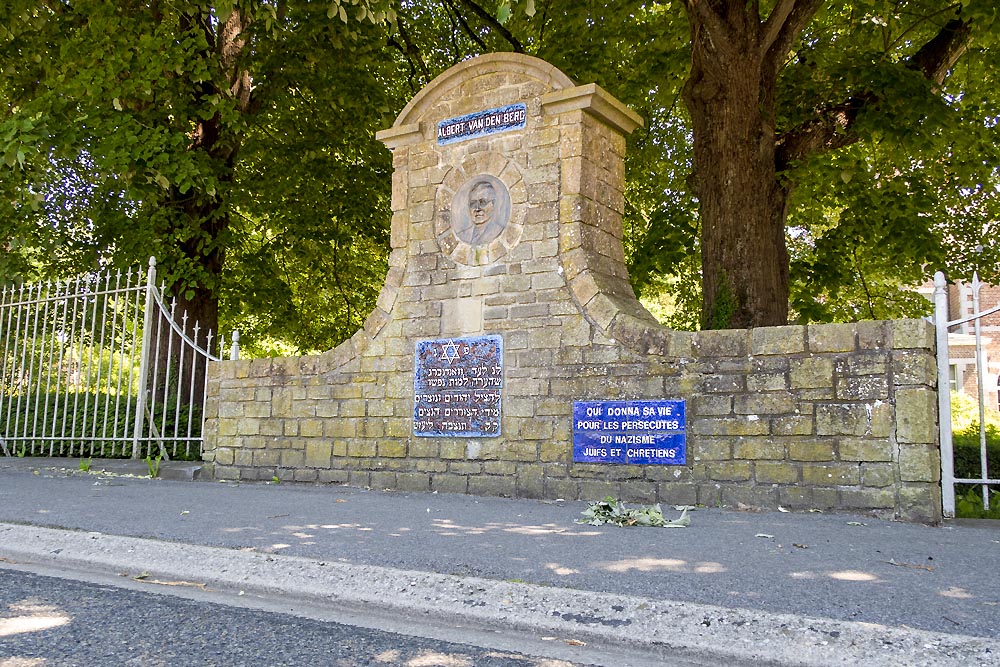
[934,271,1000,517]
[0,257,238,461]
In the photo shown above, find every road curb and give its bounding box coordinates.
[0,457,201,481]
[0,522,996,667]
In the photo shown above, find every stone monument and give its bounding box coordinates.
[203,53,942,522]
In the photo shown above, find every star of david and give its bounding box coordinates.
[441,341,461,363]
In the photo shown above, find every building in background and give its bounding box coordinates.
[923,278,1000,411]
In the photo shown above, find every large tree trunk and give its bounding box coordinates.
[682,2,803,329]
[684,35,789,328]
[681,1,972,329]
[145,8,250,436]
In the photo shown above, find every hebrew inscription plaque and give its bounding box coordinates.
[414,335,503,437]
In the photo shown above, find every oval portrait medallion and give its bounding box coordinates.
[450,175,511,247]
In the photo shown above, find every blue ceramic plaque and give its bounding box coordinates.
[414,336,503,437]
[437,104,527,145]
[573,400,686,465]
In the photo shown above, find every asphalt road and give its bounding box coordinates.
[2,462,1000,666]
[0,567,598,667]
[1,465,997,639]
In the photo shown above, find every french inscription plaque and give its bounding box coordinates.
[573,400,686,465]
[414,335,503,437]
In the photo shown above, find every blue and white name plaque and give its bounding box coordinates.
[414,335,503,437]
[437,103,527,145]
[573,400,686,465]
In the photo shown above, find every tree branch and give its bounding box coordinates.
[392,12,430,82]
[444,0,487,52]
[386,36,422,95]
[456,0,524,52]
[907,16,972,86]
[761,0,823,75]
[684,0,733,48]
[776,10,974,170]
[759,0,795,54]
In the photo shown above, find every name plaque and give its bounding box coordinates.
[573,400,686,465]
[414,335,503,437]
[437,103,527,145]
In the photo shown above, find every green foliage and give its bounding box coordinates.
[577,496,690,528]
[706,273,737,330]
[949,394,999,518]
[78,457,91,472]
[638,255,702,332]
[2,1,999,344]
[0,389,202,460]
[951,392,1000,432]
[0,0,401,354]
[952,423,1000,479]
[955,486,1000,520]
[783,2,1000,322]
[1,390,133,455]
[145,454,162,478]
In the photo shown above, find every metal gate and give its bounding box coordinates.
[934,271,1000,517]
[0,257,238,461]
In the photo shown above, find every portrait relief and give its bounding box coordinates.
[450,175,511,247]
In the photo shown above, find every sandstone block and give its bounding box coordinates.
[747,373,788,392]
[789,441,836,462]
[808,323,857,353]
[895,388,937,444]
[861,463,895,488]
[709,462,752,481]
[892,319,935,351]
[755,461,800,485]
[840,488,895,510]
[898,444,940,482]
[378,441,407,458]
[281,449,305,468]
[733,439,785,460]
[305,442,332,468]
[790,357,834,389]
[801,463,860,486]
[752,325,806,355]
[840,438,893,462]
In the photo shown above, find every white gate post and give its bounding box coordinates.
[131,257,157,459]
[934,271,956,517]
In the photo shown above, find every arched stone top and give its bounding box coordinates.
[391,52,575,128]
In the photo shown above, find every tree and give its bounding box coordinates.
[0,0,397,348]
[679,0,997,328]
[4,0,999,349]
[501,1,998,328]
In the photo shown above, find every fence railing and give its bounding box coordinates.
[0,258,238,461]
[935,271,1000,517]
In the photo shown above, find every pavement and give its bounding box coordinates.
[0,457,997,666]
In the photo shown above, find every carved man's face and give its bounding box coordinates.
[468,182,497,226]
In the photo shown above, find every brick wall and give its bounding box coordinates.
[203,54,942,522]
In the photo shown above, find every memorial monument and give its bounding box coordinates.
[203,53,943,522]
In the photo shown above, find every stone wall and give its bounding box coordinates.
[202,54,942,522]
